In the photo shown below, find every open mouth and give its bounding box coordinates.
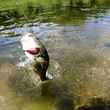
[26,48,40,55]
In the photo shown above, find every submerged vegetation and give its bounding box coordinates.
[2,49,110,110]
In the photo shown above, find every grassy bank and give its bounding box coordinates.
[0,0,110,11]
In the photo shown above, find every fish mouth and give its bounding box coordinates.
[26,48,40,55]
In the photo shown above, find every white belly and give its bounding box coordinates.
[25,51,34,61]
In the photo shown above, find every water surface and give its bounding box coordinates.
[1,7,110,110]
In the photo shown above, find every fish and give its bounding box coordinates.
[21,32,49,81]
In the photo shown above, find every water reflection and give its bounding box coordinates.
[1,9,110,58]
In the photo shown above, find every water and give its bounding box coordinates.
[1,7,110,110]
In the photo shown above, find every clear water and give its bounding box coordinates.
[1,7,110,110]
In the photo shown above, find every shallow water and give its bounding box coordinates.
[1,7,110,110]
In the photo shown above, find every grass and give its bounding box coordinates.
[0,0,110,11]
[0,0,61,11]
